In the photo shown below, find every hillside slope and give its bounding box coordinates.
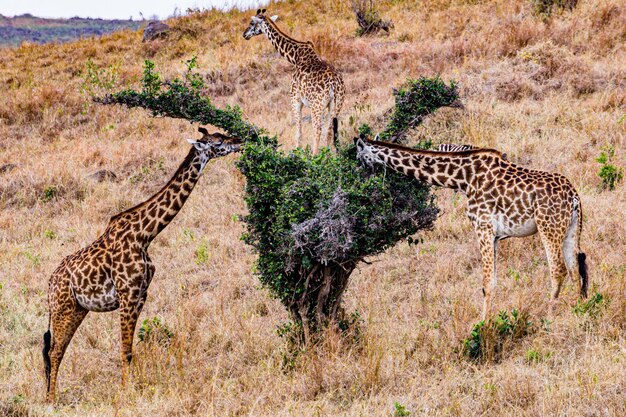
[0,0,624,415]
[0,14,143,47]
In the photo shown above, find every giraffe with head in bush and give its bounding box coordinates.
[357,137,589,319]
[43,128,242,402]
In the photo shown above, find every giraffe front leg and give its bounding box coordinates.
[118,289,146,387]
[476,226,497,321]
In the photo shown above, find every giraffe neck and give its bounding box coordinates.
[113,148,209,244]
[261,19,317,66]
[365,140,503,191]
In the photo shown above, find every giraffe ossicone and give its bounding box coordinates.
[356,139,589,319]
[43,128,242,402]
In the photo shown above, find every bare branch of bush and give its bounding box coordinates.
[350,0,393,36]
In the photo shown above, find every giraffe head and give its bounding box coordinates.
[187,127,242,173]
[243,9,278,40]
[355,136,385,168]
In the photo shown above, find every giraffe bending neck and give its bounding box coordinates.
[358,139,505,192]
[112,148,205,244]
[260,18,317,66]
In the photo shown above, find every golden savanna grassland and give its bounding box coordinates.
[0,0,624,415]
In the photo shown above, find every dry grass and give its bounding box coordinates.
[0,0,624,415]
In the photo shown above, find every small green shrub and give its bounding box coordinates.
[462,309,534,362]
[137,317,174,346]
[596,145,623,191]
[43,230,57,239]
[394,402,411,416]
[525,347,553,364]
[41,185,59,202]
[573,291,607,320]
[195,241,209,264]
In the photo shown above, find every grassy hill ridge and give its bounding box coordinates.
[0,13,143,47]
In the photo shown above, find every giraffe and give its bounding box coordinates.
[42,128,242,402]
[356,137,588,319]
[243,8,345,154]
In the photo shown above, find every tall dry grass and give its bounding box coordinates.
[0,0,624,415]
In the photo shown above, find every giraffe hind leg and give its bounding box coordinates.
[46,305,88,402]
[538,222,568,314]
[562,210,581,297]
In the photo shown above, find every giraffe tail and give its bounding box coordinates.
[577,253,588,298]
[574,197,588,299]
[332,117,339,148]
[43,316,51,388]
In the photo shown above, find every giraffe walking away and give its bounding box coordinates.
[356,138,589,319]
[43,128,242,402]
[243,9,345,154]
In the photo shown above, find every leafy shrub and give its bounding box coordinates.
[596,145,623,191]
[525,347,553,364]
[350,0,394,36]
[394,402,411,416]
[98,60,458,341]
[379,77,460,144]
[137,316,174,346]
[195,240,209,264]
[43,230,57,239]
[41,185,59,202]
[573,291,607,320]
[462,309,534,362]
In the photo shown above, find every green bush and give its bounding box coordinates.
[137,316,174,346]
[98,59,459,340]
[379,77,460,144]
[462,309,534,362]
[573,291,607,320]
[596,145,623,191]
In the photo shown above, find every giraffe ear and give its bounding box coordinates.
[374,134,380,142]
[262,8,266,13]
[256,9,261,14]
[270,15,279,22]
[198,127,209,136]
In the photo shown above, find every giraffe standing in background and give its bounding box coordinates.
[43,128,242,402]
[356,138,588,319]
[243,9,345,153]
